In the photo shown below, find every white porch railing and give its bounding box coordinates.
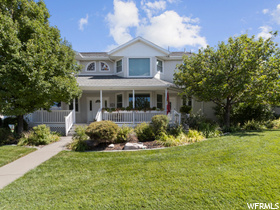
[102,111,166,124]
[65,110,74,135]
[25,110,72,123]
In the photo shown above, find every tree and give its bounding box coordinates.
[174,33,280,127]
[0,0,82,133]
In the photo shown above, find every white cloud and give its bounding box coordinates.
[257,26,272,39]
[137,10,207,49]
[106,0,207,50]
[106,0,139,45]
[141,0,166,18]
[262,9,269,14]
[79,14,89,31]
[271,4,280,24]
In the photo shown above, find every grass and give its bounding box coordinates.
[0,130,280,209]
[0,146,36,167]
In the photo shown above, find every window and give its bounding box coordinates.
[100,62,110,71]
[157,59,163,73]
[157,94,163,109]
[183,96,192,107]
[129,94,150,109]
[129,58,150,77]
[116,60,122,73]
[117,94,123,108]
[50,102,61,110]
[86,62,96,71]
[69,98,79,112]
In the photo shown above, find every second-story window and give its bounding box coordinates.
[86,62,96,72]
[100,62,110,71]
[116,60,122,73]
[157,59,163,73]
[129,58,150,77]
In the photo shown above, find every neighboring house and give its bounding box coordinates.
[26,37,215,135]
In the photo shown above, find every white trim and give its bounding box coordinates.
[127,57,152,77]
[156,58,164,74]
[115,59,123,74]
[100,61,110,72]
[108,37,170,56]
[85,61,97,72]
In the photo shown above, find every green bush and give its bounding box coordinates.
[85,121,118,144]
[156,129,204,147]
[18,124,60,146]
[180,105,192,114]
[69,126,89,152]
[134,122,155,142]
[151,115,169,136]
[116,125,133,143]
[3,117,28,132]
[0,128,16,145]
[168,124,185,137]
[242,120,266,131]
[265,119,280,129]
[198,122,221,138]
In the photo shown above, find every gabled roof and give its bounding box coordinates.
[108,36,170,56]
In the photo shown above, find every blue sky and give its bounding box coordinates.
[43,0,280,52]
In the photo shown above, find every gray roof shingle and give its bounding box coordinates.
[77,75,175,89]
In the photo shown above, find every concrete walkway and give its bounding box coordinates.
[0,136,72,190]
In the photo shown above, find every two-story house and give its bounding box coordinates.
[26,37,216,135]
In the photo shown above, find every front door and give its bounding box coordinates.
[87,97,109,123]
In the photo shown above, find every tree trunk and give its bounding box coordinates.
[224,98,231,128]
[17,115,24,134]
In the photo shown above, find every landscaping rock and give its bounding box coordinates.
[108,144,115,148]
[124,142,147,150]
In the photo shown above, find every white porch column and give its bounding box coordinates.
[165,88,168,114]
[73,98,76,123]
[100,90,103,121]
[133,89,135,125]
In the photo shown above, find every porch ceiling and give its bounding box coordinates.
[77,75,179,91]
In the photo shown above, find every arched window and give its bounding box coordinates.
[100,62,110,71]
[86,62,96,72]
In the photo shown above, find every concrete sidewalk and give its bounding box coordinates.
[0,136,72,190]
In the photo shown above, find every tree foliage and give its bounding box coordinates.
[174,33,280,127]
[0,0,82,132]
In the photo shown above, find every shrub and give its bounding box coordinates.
[198,122,222,138]
[242,120,266,131]
[116,125,133,143]
[3,117,28,132]
[85,121,118,144]
[134,122,155,142]
[265,119,280,129]
[18,124,60,146]
[151,115,169,136]
[69,126,89,152]
[156,129,204,147]
[0,128,16,145]
[180,105,192,114]
[168,124,185,137]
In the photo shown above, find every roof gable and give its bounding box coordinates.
[108,37,170,57]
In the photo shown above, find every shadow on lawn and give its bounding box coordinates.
[228,130,265,137]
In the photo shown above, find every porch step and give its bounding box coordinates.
[67,124,88,136]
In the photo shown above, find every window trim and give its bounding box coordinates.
[116,59,123,74]
[85,61,96,72]
[156,59,164,74]
[69,98,80,113]
[128,57,152,77]
[100,61,110,72]
[127,92,151,108]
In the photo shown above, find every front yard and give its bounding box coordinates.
[0,146,36,167]
[0,130,279,209]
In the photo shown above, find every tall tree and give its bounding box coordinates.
[0,0,82,133]
[174,33,280,127]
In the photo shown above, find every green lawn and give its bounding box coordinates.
[0,146,36,167]
[0,130,279,209]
